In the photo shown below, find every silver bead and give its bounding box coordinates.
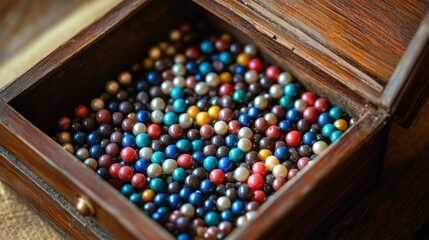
[171,63,186,76]
[194,82,209,96]
[244,70,258,84]
[150,110,164,124]
[277,72,293,85]
[150,97,166,111]
[205,72,221,87]
[269,84,283,99]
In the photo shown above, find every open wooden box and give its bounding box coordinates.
[1,0,428,239]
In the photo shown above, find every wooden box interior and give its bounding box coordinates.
[0,0,395,239]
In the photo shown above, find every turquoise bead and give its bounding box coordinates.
[330,130,343,143]
[229,148,244,162]
[172,98,187,113]
[322,123,336,138]
[163,112,178,126]
[176,139,191,152]
[219,51,232,65]
[191,139,204,152]
[135,133,150,148]
[204,211,220,226]
[121,184,136,197]
[170,86,184,99]
[279,96,293,109]
[149,178,165,193]
[129,193,143,206]
[151,151,166,165]
[203,156,219,171]
[329,107,342,120]
[232,89,246,103]
[172,167,187,183]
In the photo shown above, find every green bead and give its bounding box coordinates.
[232,89,246,103]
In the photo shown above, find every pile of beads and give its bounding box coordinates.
[54,22,354,239]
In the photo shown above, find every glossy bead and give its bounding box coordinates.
[315,98,329,112]
[196,112,211,126]
[322,123,336,138]
[237,138,252,153]
[272,164,288,178]
[162,159,178,174]
[258,149,272,162]
[147,163,162,178]
[312,141,328,155]
[265,156,280,171]
[234,167,250,182]
[216,196,231,211]
[180,203,195,218]
[286,130,301,147]
[118,166,134,182]
[297,157,310,170]
[253,96,268,110]
[330,130,343,143]
[247,58,263,72]
[150,110,164,124]
[329,107,342,120]
[303,107,319,123]
[177,154,193,169]
[120,147,136,163]
[214,121,228,136]
[229,148,244,162]
[209,169,225,185]
[205,211,220,226]
[247,174,264,190]
[334,119,348,131]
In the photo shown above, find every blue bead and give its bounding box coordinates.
[107,101,119,112]
[164,144,180,159]
[220,210,233,221]
[200,40,214,54]
[225,135,238,148]
[168,194,182,209]
[248,107,261,119]
[330,130,343,143]
[172,167,187,183]
[283,83,298,97]
[151,212,164,223]
[163,112,178,126]
[172,98,187,113]
[151,151,166,165]
[144,202,156,214]
[170,86,184,99]
[188,191,204,206]
[203,156,218,171]
[238,113,252,127]
[176,139,191,153]
[121,134,136,148]
[211,54,220,62]
[203,198,216,211]
[218,157,233,172]
[278,119,292,133]
[195,73,203,81]
[89,145,103,159]
[204,211,220,226]
[129,193,143,207]
[322,124,336,138]
[302,131,316,145]
[136,81,149,91]
[179,187,191,199]
[157,206,169,215]
[136,110,151,123]
[199,61,212,75]
[234,65,246,75]
[86,132,100,146]
[286,109,300,122]
[200,179,214,194]
[229,148,244,162]
[274,146,290,161]
[329,107,342,120]
[231,200,245,215]
[134,158,150,173]
[318,112,331,126]
[191,139,204,152]
[121,184,135,197]
[185,61,198,75]
[219,51,232,65]
[146,71,160,85]
[72,131,86,146]
[149,178,165,193]
[135,133,150,148]
[177,233,191,240]
[192,151,205,164]
[195,207,206,218]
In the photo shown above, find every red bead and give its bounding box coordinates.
[252,162,267,176]
[228,120,241,135]
[209,169,225,185]
[265,65,280,81]
[247,58,264,73]
[177,154,193,169]
[118,166,134,182]
[57,117,71,131]
[314,98,329,112]
[109,163,122,178]
[247,173,264,190]
[301,92,316,106]
[251,190,267,204]
[120,147,136,163]
[131,173,147,189]
[215,39,229,52]
[74,105,89,119]
[272,177,286,191]
[96,109,112,124]
[285,130,301,147]
[303,107,319,123]
[265,125,281,140]
[218,83,234,97]
[185,46,199,60]
[147,124,162,139]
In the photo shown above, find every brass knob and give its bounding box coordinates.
[76,197,95,217]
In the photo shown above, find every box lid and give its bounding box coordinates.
[200,0,429,126]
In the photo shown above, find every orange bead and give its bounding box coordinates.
[187,106,200,119]
[236,53,251,66]
[208,106,221,120]
[142,189,155,202]
[258,149,272,162]
[196,112,211,126]
[334,119,348,131]
[127,113,136,121]
[220,72,232,83]
[143,57,154,69]
[221,33,232,42]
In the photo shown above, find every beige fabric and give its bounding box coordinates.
[0,1,119,239]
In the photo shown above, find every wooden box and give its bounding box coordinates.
[1,0,428,239]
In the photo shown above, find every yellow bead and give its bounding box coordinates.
[258,149,272,162]
[208,106,221,120]
[196,112,211,126]
[187,106,200,119]
[236,53,251,66]
[334,119,348,131]
[142,189,155,202]
[265,156,280,171]
[220,72,232,83]
[127,113,136,121]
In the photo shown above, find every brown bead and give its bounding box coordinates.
[254,117,268,132]
[185,175,200,190]
[57,117,71,131]
[246,201,260,211]
[299,145,312,157]
[110,131,123,144]
[216,146,230,159]
[218,221,233,234]
[218,108,234,122]
[259,137,275,150]
[168,124,184,139]
[185,46,199,60]
[121,118,135,133]
[98,154,113,168]
[200,124,215,140]
[186,129,200,141]
[112,112,124,126]
[203,144,216,156]
[237,184,252,201]
[271,105,285,118]
[245,151,259,165]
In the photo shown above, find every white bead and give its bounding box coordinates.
[180,203,195,218]
[171,63,186,76]
[269,84,283,99]
[244,70,258,84]
[150,110,164,124]
[147,163,162,178]
[194,82,209,96]
[264,113,277,126]
[312,141,328,155]
[132,123,147,136]
[234,167,250,182]
[294,99,307,112]
[236,215,248,227]
[237,138,252,153]
[277,72,293,85]
[265,156,280,171]
[254,96,269,110]
[150,97,166,111]
[272,164,288,178]
[139,147,153,159]
[205,72,221,87]
[161,80,174,95]
[173,76,186,88]
[245,211,258,221]
[148,46,161,59]
[238,127,253,139]
[162,159,178,174]
[90,98,104,111]
[244,44,258,56]
[214,121,228,135]
[216,196,231,211]
[174,54,186,64]
[169,29,182,41]
[178,113,194,129]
